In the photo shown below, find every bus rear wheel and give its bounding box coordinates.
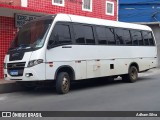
[122,66,138,83]
[56,72,70,94]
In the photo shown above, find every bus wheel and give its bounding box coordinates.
[122,66,138,83]
[56,72,70,94]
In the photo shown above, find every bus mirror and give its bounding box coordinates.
[48,34,59,49]
[49,33,59,42]
[47,40,55,49]
[47,45,51,49]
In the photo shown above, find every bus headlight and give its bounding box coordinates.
[27,59,43,67]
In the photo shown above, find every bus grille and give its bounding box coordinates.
[7,62,26,77]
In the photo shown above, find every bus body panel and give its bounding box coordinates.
[45,45,157,80]
[4,63,46,81]
[4,48,46,81]
[45,45,157,61]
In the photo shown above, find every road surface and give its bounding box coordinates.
[0,68,160,120]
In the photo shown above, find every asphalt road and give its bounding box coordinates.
[0,69,160,120]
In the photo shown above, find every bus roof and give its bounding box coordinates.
[53,13,152,31]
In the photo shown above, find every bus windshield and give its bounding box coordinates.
[10,19,52,50]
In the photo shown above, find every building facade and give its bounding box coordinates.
[119,0,160,22]
[0,0,118,79]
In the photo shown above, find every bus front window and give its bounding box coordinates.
[10,19,52,50]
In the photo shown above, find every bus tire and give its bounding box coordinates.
[122,66,138,83]
[56,72,70,94]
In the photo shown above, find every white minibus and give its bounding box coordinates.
[3,14,157,94]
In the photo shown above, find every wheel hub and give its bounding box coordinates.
[62,77,69,91]
[131,69,137,80]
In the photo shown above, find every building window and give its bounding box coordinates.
[82,0,92,12]
[52,0,64,7]
[106,1,114,16]
[21,0,28,7]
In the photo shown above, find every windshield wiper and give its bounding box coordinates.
[9,44,32,51]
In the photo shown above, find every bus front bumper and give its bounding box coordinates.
[3,65,46,81]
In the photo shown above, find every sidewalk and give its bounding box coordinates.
[139,67,160,77]
[0,68,160,94]
[0,79,22,94]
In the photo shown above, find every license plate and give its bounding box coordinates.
[10,70,18,76]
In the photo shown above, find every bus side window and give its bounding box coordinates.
[49,24,72,46]
[114,28,131,45]
[131,30,143,46]
[73,24,95,45]
[126,30,132,45]
[54,24,71,44]
[73,24,85,44]
[106,28,116,45]
[138,31,143,45]
[83,26,95,44]
[96,26,107,45]
[142,31,150,46]
[114,28,124,45]
[48,31,59,46]
[148,32,155,46]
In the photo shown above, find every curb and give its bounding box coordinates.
[139,68,160,77]
[0,80,23,94]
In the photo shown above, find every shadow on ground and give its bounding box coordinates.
[20,76,152,95]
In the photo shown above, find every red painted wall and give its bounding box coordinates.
[27,0,117,21]
[0,17,18,79]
